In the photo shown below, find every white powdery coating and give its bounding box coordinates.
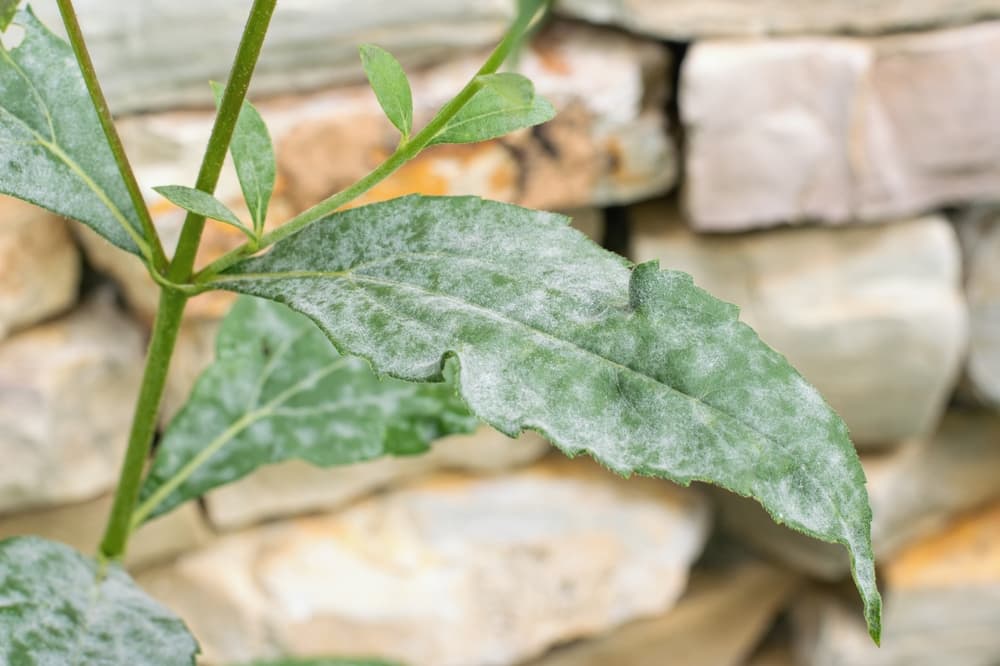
[219,195,881,632]
[0,10,142,253]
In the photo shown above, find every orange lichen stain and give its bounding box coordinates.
[532,41,572,76]
[488,158,518,192]
[886,502,1000,590]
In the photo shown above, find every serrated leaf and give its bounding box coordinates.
[138,296,477,522]
[0,0,17,32]
[359,44,413,139]
[153,184,253,239]
[430,73,554,145]
[210,81,274,234]
[0,536,198,665]
[213,195,882,643]
[0,8,145,255]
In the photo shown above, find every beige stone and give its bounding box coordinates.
[0,293,145,513]
[526,561,797,666]
[714,411,1000,579]
[139,458,710,666]
[84,22,672,322]
[0,197,80,340]
[681,23,1000,230]
[558,0,1000,37]
[0,495,213,571]
[630,200,967,445]
[30,1,514,113]
[954,208,1000,407]
[205,426,551,530]
[793,502,1000,666]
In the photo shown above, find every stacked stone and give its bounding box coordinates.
[1,1,999,664]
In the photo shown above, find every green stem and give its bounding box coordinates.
[167,0,277,282]
[55,0,168,273]
[98,290,186,560]
[193,1,543,282]
[97,0,278,561]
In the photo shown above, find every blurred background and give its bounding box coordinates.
[2,1,999,664]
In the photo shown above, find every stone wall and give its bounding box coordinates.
[2,2,1000,664]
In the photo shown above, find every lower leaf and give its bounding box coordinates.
[0,536,198,665]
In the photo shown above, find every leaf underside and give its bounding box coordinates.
[0,8,144,255]
[139,296,478,522]
[0,536,198,665]
[214,194,882,642]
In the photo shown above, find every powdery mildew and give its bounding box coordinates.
[218,194,882,638]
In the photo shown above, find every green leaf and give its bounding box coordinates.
[0,536,198,665]
[0,0,17,32]
[138,296,477,522]
[213,195,883,643]
[0,8,146,255]
[359,44,413,139]
[153,184,253,239]
[210,81,275,234]
[431,72,554,145]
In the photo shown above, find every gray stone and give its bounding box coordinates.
[0,197,80,340]
[138,458,710,666]
[714,411,1000,579]
[681,22,1000,230]
[30,1,514,113]
[793,501,1000,666]
[558,0,1000,38]
[0,495,213,571]
[0,293,145,513]
[630,200,967,445]
[205,426,552,530]
[526,561,797,666]
[954,208,1000,407]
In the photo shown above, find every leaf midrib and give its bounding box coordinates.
[218,267,779,450]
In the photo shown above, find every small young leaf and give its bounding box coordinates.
[0,536,199,665]
[431,72,554,145]
[210,81,275,234]
[0,0,17,32]
[138,296,477,522]
[359,44,413,139]
[0,9,147,255]
[153,184,254,239]
[213,195,883,643]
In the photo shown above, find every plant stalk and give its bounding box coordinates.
[55,0,168,272]
[193,1,544,282]
[167,0,277,282]
[98,290,186,560]
[97,0,277,561]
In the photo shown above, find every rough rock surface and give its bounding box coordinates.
[682,22,1000,230]
[31,0,514,113]
[527,560,797,666]
[139,458,710,666]
[793,501,1000,666]
[0,294,145,514]
[558,0,1000,38]
[630,200,967,445]
[714,411,1000,579]
[955,208,1000,407]
[0,197,80,341]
